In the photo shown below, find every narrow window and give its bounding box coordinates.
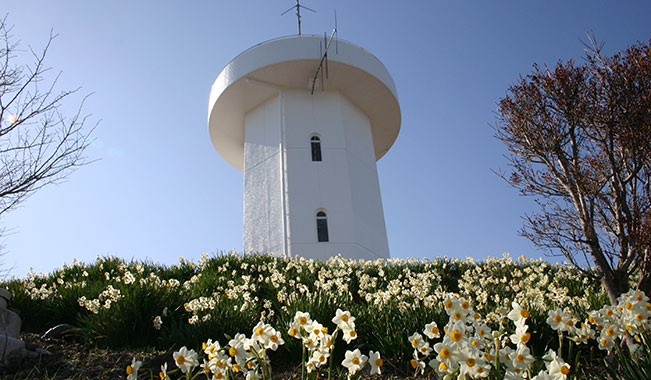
[316,211,329,242]
[311,136,322,162]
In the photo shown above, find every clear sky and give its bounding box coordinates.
[2,1,650,277]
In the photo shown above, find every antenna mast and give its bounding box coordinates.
[281,0,316,35]
[310,11,338,94]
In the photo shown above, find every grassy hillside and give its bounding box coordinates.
[3,253,646,379]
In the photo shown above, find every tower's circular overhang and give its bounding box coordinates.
[208,35,401,171]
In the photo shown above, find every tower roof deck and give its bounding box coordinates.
[208,35,401,171]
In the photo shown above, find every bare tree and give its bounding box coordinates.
[495,37,651,305]
[0,17,95,220]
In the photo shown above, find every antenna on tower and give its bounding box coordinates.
[281,0,315,35]
[310,11,338,95]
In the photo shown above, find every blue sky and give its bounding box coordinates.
[3,1,651,277]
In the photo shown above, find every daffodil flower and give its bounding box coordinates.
[332,308,355,330]
[174,346,199,374]
[342,349,367,375]
[125,357,142,380]
[369,350,383,375]
[159,362,167,379]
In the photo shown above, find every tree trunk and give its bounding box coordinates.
[601,270,627,306]
[584,226,627,305]
[638,275,651,296]
[636,248,651,295]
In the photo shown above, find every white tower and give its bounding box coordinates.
[208,35,401,261]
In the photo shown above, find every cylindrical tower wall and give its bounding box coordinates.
[243,90,389,260]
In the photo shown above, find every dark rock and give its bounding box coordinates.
[34,348,51,356]
[41,324,87,340]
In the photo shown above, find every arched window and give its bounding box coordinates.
[316,211,329,242]
[311,136,322,162]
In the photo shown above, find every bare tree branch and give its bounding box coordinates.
[0,16,96,228]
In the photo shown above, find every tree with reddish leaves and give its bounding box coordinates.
[495,36,651,305]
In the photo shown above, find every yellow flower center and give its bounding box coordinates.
[478,367,484,373]
[431,326,439,334]
[410,359,418,369]
[444,300,453,308]
[376,358,383,367]
[349,330,357,337]
[588,316,596,324]
[342,314,349,322]
[561,365,570,375]
[126,366,134,375]
[601,339,609,346]
[270,335,278,342]
[441,347,451,359]
[313,329,320,335]
[450,329,462,342]
[439,362,448,371]
[520,309,530,318]
[256,327,264,335]
[471,340,478,347]
[567,320,574,327]
[606,328,615,336]
[461,301,470,309]
[454,312,462,320]
[606,309,614,316]
[322,327,328,333]
[646,303,651,311]
[233,364,241,372]
[478,329,485,336]
[520,333,531,343]
[320,355,326,363]
[484,353,493,361]
[299,317,307,325]
[177,355,186,365]
[229,347,237,357]
[352,357,360,365]
[289,328,297,336]
[516,354,525,362]
[626,302,634,310]
[160,371,166,379]
[636,314,644,321]
[554,315,562,323]
[466,358,476,367]
[636,294,643,301]
[214,372,223,379]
